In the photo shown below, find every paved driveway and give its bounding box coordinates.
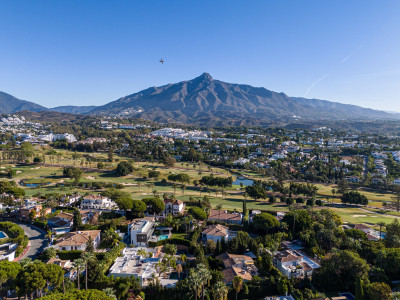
[16,222,47,259]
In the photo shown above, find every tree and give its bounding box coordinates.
[176,263,183,280]
[337,179,348,194]
[85,236,95,253]
[143,197,165,215]
[116,161,134,176]
[73,208,83,231]
[252,212,279,234]
[212,281,228,300]
[0,261,21,298]
[365,282,391,300]
[245,185,267,200]
[385,218,400,247]
[313,250,369,292]
[282,209,313,235]
[131,200,146,218]
[232,276,243,300]
[163,244,177,255]
[163,156,176,168]
[74,258,85,290]
[63,167,83,185]
[355,277,365,300]
[42,247,57,261]
[341,191,368,205]
[81,252,95,290]
[188,207,207,220]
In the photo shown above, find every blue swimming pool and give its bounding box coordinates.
[158,234,169,241]
[0,231,7,239]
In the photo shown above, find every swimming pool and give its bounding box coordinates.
[0,231,7,239]
[158,234,169,241]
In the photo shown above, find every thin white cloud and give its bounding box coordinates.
[305,73,328,97]
[341,45,363,64]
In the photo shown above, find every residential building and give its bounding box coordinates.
[216,252,258,284]
[201,224,236,242]
[46,258,76,279]
[129,219,155,246]
[108,247,174,287]
[274,250,320,279]
[20,204,51,219]
[80,195,117,210]
[55,230,101,251]
[163,199,185,216]
[0,243,17,261]
[208,209,242,224]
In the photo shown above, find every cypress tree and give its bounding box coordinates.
[355,277,365,300]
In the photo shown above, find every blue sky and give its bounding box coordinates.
[1,1,399,111]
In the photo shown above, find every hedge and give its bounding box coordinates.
[148,238,191,248]
[0,221,29,257]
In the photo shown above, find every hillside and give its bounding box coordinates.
[0,91,46,114]
[50,105,97,114]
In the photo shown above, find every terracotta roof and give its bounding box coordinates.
[57,212,74,221]
[47,258,74,269]
[56,230,100,247]
[222,266,252,284]
[299,262,312,271]
[164,199,183,205]
[208,209,242,222]
[354,224,370,230]
[275,250,303,263]
[216,252,254,268]
[202,224,228,237]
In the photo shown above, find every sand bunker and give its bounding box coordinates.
[352,214,367,217]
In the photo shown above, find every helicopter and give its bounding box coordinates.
[159,58,164,64]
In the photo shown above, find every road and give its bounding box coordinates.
[16,223,47,259]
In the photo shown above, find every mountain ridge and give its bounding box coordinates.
[1,73,399,125]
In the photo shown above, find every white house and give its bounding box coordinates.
[55,230,101,251]
[163,199,185,216]
[274,250,320,279]
[202,224,236,242]
[80,195,117,210]
[0,243,17,261]
[129,219,155,246]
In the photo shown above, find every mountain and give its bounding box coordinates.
[0,91,47,114]
[90,73,399,124]
[50,105,97,114]
[2,74,399,125]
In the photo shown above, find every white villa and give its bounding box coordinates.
[54,230,101,251]
[274,250,320,279]
[80,195,117,210]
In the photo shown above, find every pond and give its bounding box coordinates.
[23,182,51,187]
[233,177,254,186]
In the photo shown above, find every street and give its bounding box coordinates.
[16,223,47,259]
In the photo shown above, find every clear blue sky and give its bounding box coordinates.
[1,1,399,111]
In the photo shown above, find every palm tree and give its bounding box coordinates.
[176,263,183,280]
[232,276,243,300]
[81,252,94,290]
[137,248,147,258]
[102,288,117,299]
[179,254,187,264]
[377,221,386,239]
[212,281,228,300]
[74,258,85,290]
[197,263,212,300]
[188,269,202,300]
